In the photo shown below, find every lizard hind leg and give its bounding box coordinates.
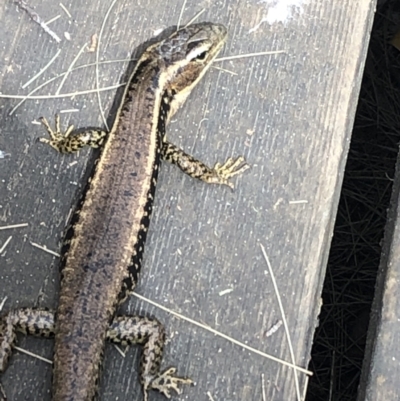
[107,315,192,400]
[0,308,55,372]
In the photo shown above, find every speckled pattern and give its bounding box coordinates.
[0,22,249,401]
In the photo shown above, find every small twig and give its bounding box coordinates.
[288,200,308,205]
[113,344,126,358]
[30,242,60,257]
[13,346,52,365]
[44,14,61,26]
[0,223,28,230]
[261,373,266,401]
[14,0,61,43]
[0,296,8,312]
[206,391,216,401]
[59,108,79,114]
[265,319,283,337]
[0,236,12,254]
[218,288,233,296]
[59,3,72,19]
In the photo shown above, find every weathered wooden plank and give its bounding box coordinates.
[357,149,400,401]
[0,1,375,400]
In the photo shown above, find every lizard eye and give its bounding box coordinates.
[186,40,210,62]
[196,51,207,60]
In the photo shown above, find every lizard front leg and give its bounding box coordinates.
[162,139,249,189]
[38,114,107,154]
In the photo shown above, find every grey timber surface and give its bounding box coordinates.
[0,1,375,400]
[357,149,400,401]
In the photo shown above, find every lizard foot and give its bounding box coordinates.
[144,367,192,401]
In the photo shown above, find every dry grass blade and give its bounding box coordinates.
[13,346,52,365]
[8,59,135,115]
[95,0,119,130]
[0,223,28,230]
[215,50,286,63]
[30,242,60,257]
[184,8,205,28]
[59,3,72,19]
[0,84,123,100]
[260,244,302,401]
[55,43,86,95]
[132,292,312,375]
[0,236,12,254]
[22,49,61,89]
[44,14,61,25]
[206,391,216,401]
[261,373,266,401]
[0,297,7,312]
[176,0,188,30]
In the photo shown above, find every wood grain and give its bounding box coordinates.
[357,147,400,401]
[0,0,375,400]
